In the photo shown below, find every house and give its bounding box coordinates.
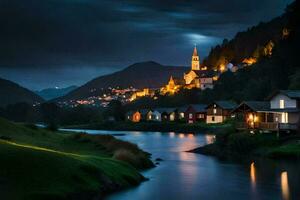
[185,104,207,123]
[255,90,300,132]
[206,101,237,124]
[146,110,162,121]
[177,105,189,120]
[126,111,141,122]
[231,101,270,129]
[139,109,150,121]
[156,108,178,121]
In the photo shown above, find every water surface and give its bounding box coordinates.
[65,129,300,200]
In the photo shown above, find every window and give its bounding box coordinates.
[189,113,193,119]
[198,114,204,118]
[212,116,215,121]
[213,108,217,114]
[281,112,288,123]
[170,113,175,121]
[180,113,184,118]
[279,100,285,109]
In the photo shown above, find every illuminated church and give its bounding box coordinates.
[161,46,215,95]
[183,46,214,90]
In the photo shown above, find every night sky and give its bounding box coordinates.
[0,0,292,90]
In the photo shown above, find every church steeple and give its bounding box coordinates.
[193,46,198,56]
[191,45,200,70]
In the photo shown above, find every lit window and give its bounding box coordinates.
[281,112,288,123]
[279,100,285,109]
[213,108,217,114]
[189,113,193,119]
[170,113,175,121]
[180,113,184,118]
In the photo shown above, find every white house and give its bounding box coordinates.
[257,90,300,131]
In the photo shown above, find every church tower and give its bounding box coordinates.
[191,46,200,70]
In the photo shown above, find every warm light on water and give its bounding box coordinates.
[281,171,289,200]
[169,132,175,138]
[250,162,256,189]
[205,135,215,144]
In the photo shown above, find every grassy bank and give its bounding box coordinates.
[189,127,300,160]
[0,118,154,199]
[64,121,231,133]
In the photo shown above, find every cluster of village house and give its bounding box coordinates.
[126,90,300,132]
[131,46,255,101]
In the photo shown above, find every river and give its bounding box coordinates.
[64,129,300,200]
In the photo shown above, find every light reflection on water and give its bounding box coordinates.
[61,129,300,200]
[250,162,256,190]
[281,171,289,200]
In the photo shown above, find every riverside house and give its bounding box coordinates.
[256,90,300,132]
[206,101,237,124]
[231,91,300,132]
[156,108,178,121]
[185,104,207,123]
[126,111,141,122]
[146,109,162,121]
[232,101,270,129]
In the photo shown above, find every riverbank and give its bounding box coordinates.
[63,121,231,133]
[0,118,154,200]
[189,127,300,160]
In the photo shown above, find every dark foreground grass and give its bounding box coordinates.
[0,118,153,199]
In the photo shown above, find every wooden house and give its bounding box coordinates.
[185,104,207,123]
[231,101,270,129]
[206,101,237,124]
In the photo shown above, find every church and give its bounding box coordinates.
[183,46,215,90]
[161,46,216,95]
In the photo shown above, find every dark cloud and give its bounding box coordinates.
[0,0,293,89]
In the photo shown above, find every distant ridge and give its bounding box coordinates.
[0,78,44,107]
[56,61,188,101]
[35,86,77,100]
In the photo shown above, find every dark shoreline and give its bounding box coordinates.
[62,121,230,133]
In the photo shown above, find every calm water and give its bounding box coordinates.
[64,129,300,200]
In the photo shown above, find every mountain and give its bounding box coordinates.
[129,1,300,108]
[56,61,188,101]
[35,86,77,100]
[0,78,44,107]
[203,9,288,69]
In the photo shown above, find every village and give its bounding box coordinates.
[125,47,300,134]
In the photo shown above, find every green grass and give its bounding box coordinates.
[0,118,152,199]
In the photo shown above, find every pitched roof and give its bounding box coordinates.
[193,46,198,56]
[280,90,300,99]
[189,104,207,112]
[139,109,150,115]
[209,101,238,110]
[233,101,270,112]
[155,107,177,114]
[193,70,216,78]
[268,90,300,100]
[177,105,189,112]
